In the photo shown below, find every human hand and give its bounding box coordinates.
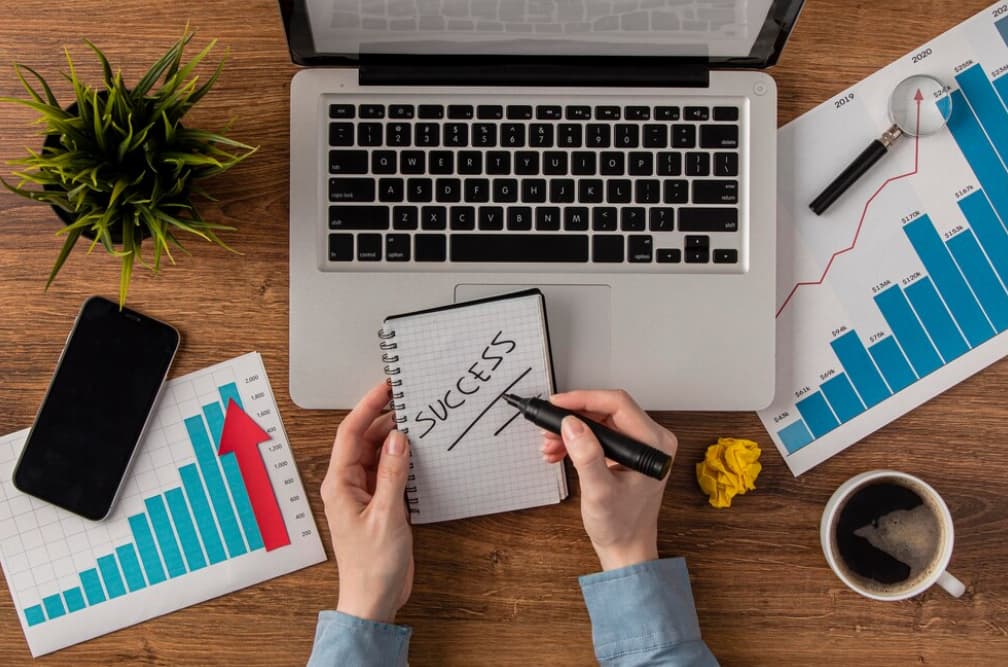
[541,390,677,571]
[321,380,413,623]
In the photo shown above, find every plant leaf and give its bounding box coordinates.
[83,38,113,89]
[45,227,82,290]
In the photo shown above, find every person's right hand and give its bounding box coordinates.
[541,390,677,571]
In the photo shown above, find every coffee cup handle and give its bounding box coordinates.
[936,570,966,598]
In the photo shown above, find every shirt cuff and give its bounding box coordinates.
[306,611,412,667]
[579,557,704,663]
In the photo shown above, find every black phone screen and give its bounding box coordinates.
[13,297,180,520]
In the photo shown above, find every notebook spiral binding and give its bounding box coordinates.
[379,326,419,515]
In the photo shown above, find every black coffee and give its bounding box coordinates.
[835,481,943,592]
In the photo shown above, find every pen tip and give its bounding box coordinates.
[503,393,520,406]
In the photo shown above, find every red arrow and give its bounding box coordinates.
[218,399,290,551]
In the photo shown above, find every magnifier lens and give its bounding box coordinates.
[888,74,952,136]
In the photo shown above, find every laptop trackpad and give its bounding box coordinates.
[454,284,612,392]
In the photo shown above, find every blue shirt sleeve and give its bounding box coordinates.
[306,611,411,667]
[579,558,719,667]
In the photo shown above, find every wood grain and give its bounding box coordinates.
[1,1,1007,664]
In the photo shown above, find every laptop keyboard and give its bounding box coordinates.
[324,96,744,271]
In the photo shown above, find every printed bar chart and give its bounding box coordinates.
[0,353,326,657]
[763,8,1008,473]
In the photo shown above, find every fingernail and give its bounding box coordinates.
[561,416,584,439]
[386,430,406,456]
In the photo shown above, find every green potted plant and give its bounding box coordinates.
[1,28,257,306]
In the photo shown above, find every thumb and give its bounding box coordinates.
[561,416,611,489]
[372,430,410,512]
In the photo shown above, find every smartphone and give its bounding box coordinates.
[13,296,180,520]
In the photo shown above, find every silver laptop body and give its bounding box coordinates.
[282,0,804,410]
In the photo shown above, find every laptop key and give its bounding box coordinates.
[507,105,533,119]
[593,207,617,231]
[593,235,623,262]
[502,124,525,147]
[393,206,418,230]
[635,180,661,204]
[685,235,710,249]
[416,123,440,147]
[579,179,603,203]
[421,206,447,230]
[329,104,354,118]
[444,123,468,147]
[701,124,739,149]
[522,179,547,203]
[464,178,490,203]
[401,151,425,174]
[672,124,696,148]
[477,105,503,119]
[565,207,589,231]
[657,152,682,176]
[544,152,568,175]
[487,152,511,175]
[451,234,589,262]
[643,125,668,148]
[679,208,739,232]
[628,235,653,262]
[415,234,447,261]
[566,105,591,120]
[715,152,739,177]
[537,105,563,120]
[685,248,710,263]
[450,206,476,230]
[694,180,739,204]
[329,205,389,230]
[378,178,404,202]
[655,106,680,120]
[629,152,653,175]
[650,208,675,232]
[549,179,575,203]
[600,152,624,175]
[530,124,554,148]
[329,150,368,174]
[386,123,411,146]
[458,151,483,174]
[587,124,611,148]
[572,152,596,175]
[407,178,433,202]
[684,106,709,121]
[429,151,454,175]
[714,249,739,263]
[329,122,354,146]
[596,106,620,120]
[329,178,375,202]
[389,104,414,119]
[418,104,444,119]
[358,123,383,146]
[621,207,646,231]
[515,152,540,175]
[385,234,411,261]
[447,104,474,119]
[473,123,497,147]
[606,180,632,204]
[685,152,710,176]
[357,233,382,261]
[372,150,397,174]
[558,124,583,148]
[625,106,650,120]
[328,233,354,261]
[359,104,385,119]
[493,179,518,202]
[508,207,533,230]
[615,125,639,148]
[657,248,681,263]
[536,207,561,230]
[435,178,461,203]
[663,180,688,204]
[479,206,504,230]
[714,106,739,121]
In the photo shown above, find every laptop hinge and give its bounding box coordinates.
[358,56,710,88]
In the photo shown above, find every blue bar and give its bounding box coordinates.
[203,402,226,445]
[873,285,943,377]
[42,593,66,620]
[115,544,147,592]
[79,568,106,605]
[219,382,244,411]
[947,229,1008,331]
[128,514,167,585]
[165,487,207,571]
[995,74,1008,110]
[24,605,46,626]
[221,454,265,551]
[829,330,890,407]
[795,391,839,438]
[62,587,86,613]
[948,89,1008,225]
[904,215,994,346]
[179,463,228,564]
[778,419,814,453]
[185,415,247,557]
[819,372,865,422]
[145,495,187,578]
[905,278,970,362]
[959,191,1008,286]
[868,337,917,393]
[955,65,1008,163]
[96,554,126,599]
[998,16,1008,46]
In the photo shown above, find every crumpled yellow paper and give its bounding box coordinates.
[695,437,762,508]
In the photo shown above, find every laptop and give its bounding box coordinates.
[280,0,804,410]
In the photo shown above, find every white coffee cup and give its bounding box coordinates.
[820,470,965,600]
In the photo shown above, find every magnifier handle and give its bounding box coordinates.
[809,139,890,215]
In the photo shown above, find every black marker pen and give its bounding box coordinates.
[503,394,671,481]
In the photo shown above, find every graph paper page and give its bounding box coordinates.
[0,352,325,657]
[384,292,567,524]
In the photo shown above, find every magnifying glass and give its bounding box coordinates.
[809,74,952,216]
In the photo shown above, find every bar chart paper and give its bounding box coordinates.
[761,3,1008,475]
[0,352,326,656]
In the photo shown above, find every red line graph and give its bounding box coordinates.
[775,95,925,319]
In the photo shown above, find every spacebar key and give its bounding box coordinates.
[451,234,588,262]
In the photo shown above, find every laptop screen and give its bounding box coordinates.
[280,0,804,67]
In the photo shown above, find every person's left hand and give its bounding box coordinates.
[321,380,414,623]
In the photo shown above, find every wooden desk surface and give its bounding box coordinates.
[1,1,1006,664]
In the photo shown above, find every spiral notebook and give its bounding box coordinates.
[379,289,568,524]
